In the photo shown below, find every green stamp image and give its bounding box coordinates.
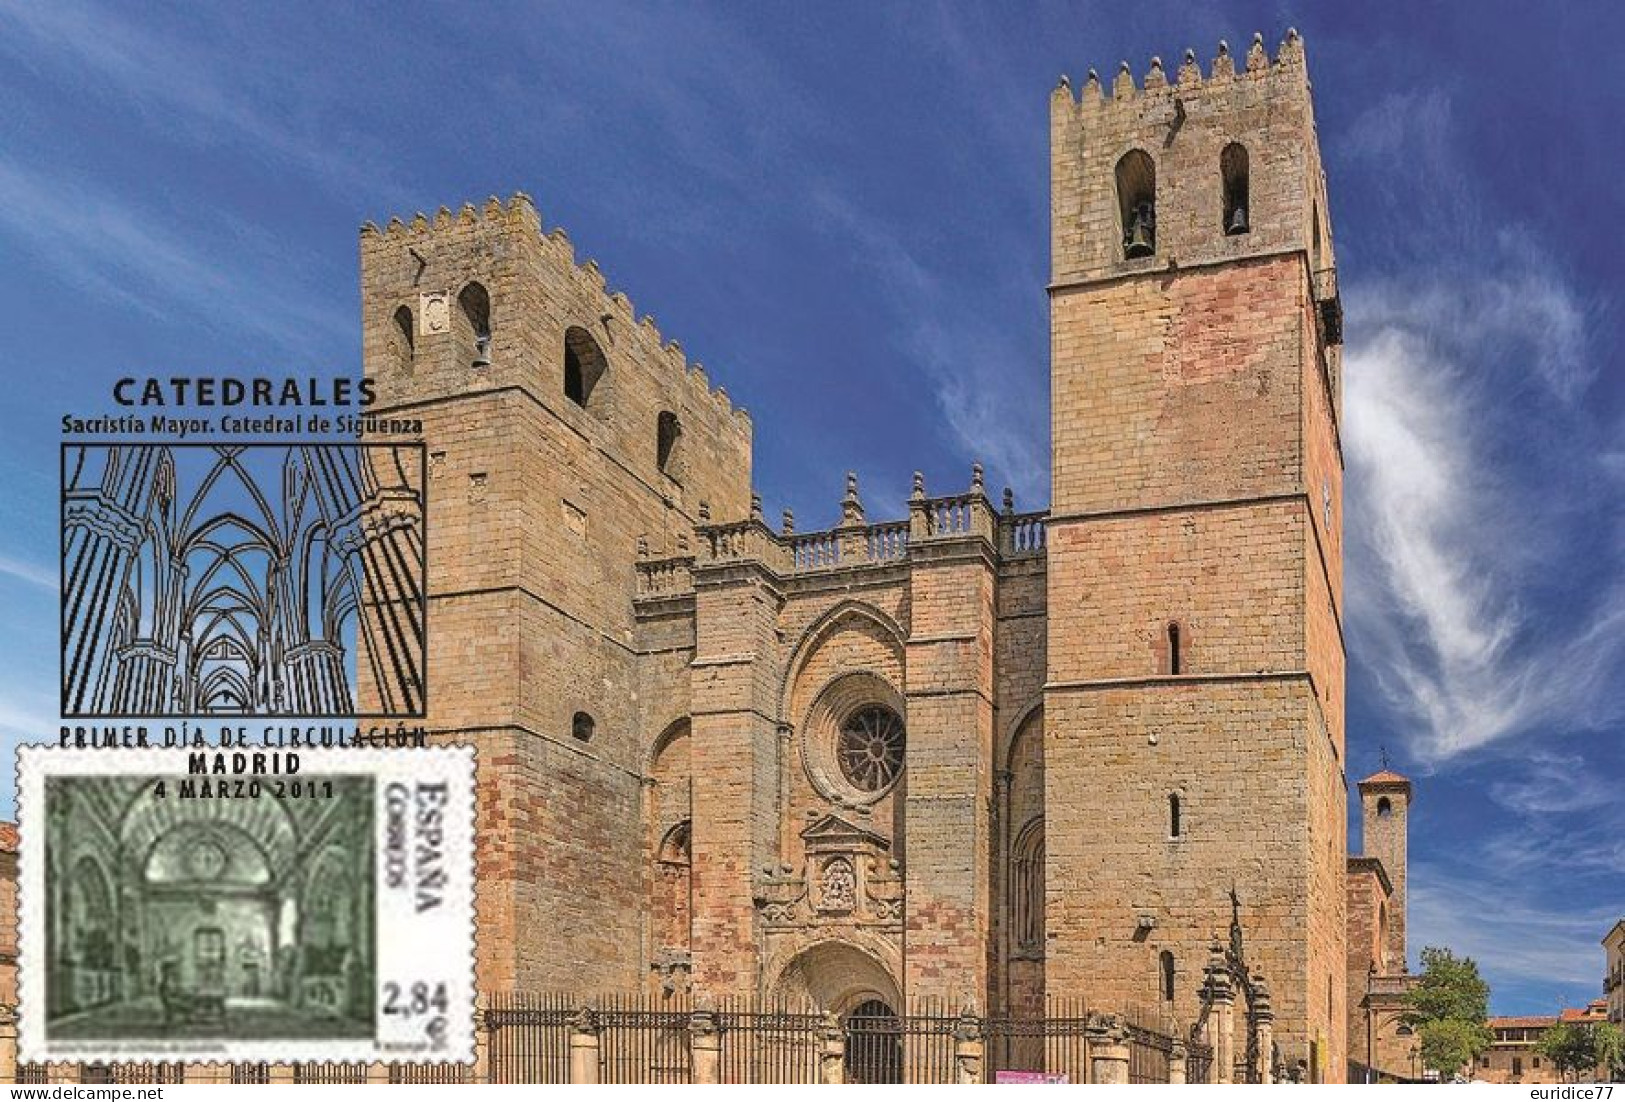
[19,746,475,1065]
[44,773,376,1042]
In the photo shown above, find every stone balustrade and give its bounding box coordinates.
[634,555,693,597]
[1001,510,1048,556]
[633,472,1048,602]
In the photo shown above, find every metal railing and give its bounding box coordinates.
[230,1063,270,1084]
[716,997,823,1084]
[597,994,693,1084]
[1188,1037,1215,1083]
[1127,1012,1173,1083]
[984,995,1093,1083]
[292,1062,369,1084]
[389,1062,471,1083]
[485,991,574,1084]
[0,992,1188,1085]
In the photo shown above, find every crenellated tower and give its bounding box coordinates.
[359,196,753,992]
[1043,32,1348,1078]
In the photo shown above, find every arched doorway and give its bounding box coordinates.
[844,997,903,1084]
[768,939,904,1083]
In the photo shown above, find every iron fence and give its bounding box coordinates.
[230,1063,271,1084]
[715,996,823,1083]
[389,1062,472,1083]
[0,992,1191,1085]
[110,1062,185,1083]
[844,998,912,1084]
[597,993,693,1084]
[485,991,574,1084]
[1187,1037,1215,1083]
[292,1062,368,1084]
[984,996,1093,1083]
[1126,1009,1173,1084]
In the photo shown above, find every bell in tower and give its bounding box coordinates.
[1123,201,1156,258]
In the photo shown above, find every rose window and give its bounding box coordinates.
[837,706,905,793]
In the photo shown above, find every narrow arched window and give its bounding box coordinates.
[458,282,492,367]
[658,820,691,865]
[657,411,682,477]
[391,305,414,369]
[1167,622,1182,675]
[564,326,608,408]
[1222,143,1250,235]
[1012,819,1045,955]
[571,711,595,742]
[1169,793,1182,838]
[1116,150,1157,258]
[1376,795,1392,817]
[1160,950,1176,1002]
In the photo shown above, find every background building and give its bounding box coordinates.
[1478,1002,1609,1085]
[1605,920,1624,1026]
[1346,769,1420,1081]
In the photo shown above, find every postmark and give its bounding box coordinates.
[18,745,474,1065]
[60,442,428,719]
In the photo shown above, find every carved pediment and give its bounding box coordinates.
[753,813,904,932]
[799,813,890,854]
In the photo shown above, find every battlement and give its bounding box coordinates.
[1052,30,1304,110]
[360,192,747,426]
[1050,30,1334,289]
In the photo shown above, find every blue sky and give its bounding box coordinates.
[0,1,1621,1015]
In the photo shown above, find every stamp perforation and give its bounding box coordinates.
[17,744,476,1066]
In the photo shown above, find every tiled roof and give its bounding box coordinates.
[1559,1001,1608,1022]
[0,821,16,852]
[1360,768,1411,786]
[1488,1015,1556,1030]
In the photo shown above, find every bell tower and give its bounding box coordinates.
[1043,32,1348,1077]
[1359,768,1412,972]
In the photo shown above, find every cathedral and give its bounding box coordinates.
[356,31,1412,1084]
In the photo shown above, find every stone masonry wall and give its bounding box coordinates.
[360,197,752,991]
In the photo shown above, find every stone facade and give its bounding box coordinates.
[353,30,1354,1081]
[1605,919,1624,1026]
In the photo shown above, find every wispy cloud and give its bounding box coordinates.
[1340,92,1624,764]
[1410,861,1617,1001]
[1488,751,1619,817]
[0,0,404,203]
[0,157,347,353]
[1344,289,1625,761]
[0,553,53,591]
[809,188,1048,503]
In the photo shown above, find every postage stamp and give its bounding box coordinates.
[17,745,474,1065]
